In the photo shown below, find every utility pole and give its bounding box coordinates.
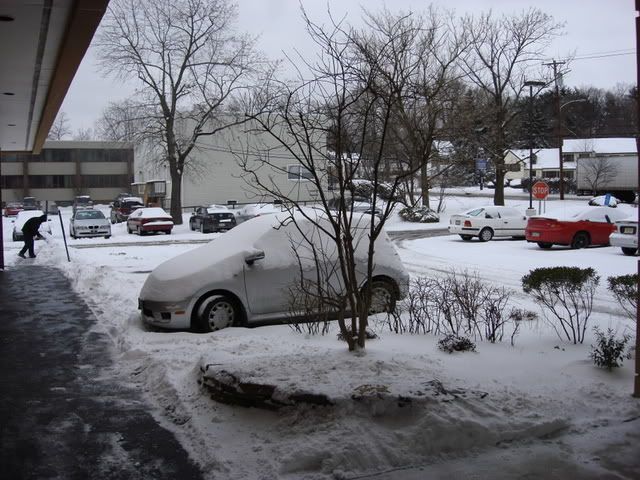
[544,59,567,199]
[634,0,640,399]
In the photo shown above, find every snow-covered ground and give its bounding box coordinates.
[3,197,639,479]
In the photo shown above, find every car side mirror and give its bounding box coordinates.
[245,250,265,266]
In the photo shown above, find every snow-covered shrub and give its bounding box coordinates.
[590,327,631,371]
[509,308,539,323]
[349,179,399,201]
[382,271,518,343]
[607,274,638,321]
[522,267,599,344]
[438,334,476,354]
[398,206,440,223]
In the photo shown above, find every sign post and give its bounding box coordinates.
[531,181,550,215]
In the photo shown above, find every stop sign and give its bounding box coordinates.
[532,181,550,200]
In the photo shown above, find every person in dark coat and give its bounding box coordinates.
[18,214,48,259]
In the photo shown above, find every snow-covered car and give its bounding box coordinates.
[69,209,111,239]
[126,207,173,235]
[4,202,23,217]
[189,205,236,233]
[72,195,94,213]
[234,203,284,223]
[609,217,638,255]
[138,211,409,332]
[525,206,630,249]
[588,194,619,207]
[448,206,527,241]
[12,209,51,241]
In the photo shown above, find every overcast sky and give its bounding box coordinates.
[60,0,636,133]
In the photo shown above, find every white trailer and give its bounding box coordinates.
[576,155,638,202]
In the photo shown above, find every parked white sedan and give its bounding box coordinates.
[139,211,409,332]
[69,209,111,239]
[448,206,528,242]
[609,217,638,256]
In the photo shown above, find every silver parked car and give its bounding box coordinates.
[139,211,409,332]
[609,217,638,255]
[448,206,528,242]
[69,209,111,239]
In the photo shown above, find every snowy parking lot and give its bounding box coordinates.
[3,196,639,479]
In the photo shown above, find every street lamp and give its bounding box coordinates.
[557,98,588,200]
[524,80,546,211]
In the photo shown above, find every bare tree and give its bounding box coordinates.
[95,99,144,142]
[358,7,470,208]
[238,9,424,351]
[461,9,563,205]
[47,111,72,140]
[96,0,267,224]
[581,157,619,194]
[73,128,95,141]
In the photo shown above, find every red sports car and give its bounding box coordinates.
[126,207,174,235]
[525,206,631,249]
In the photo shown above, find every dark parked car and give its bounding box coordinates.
[189,205,237,233]
[22,196,40,211]
[110,196,144,223]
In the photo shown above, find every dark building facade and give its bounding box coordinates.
[1,141,134,204]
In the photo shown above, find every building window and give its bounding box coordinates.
[0,175,23,189]
[287,164,313,181]
[28,175,74,188]
[83,174,131,188]
[542,171,559,179]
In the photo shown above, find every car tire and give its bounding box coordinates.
[478,228,494,242]
[368,279,397,314]
[104,235,111,239]
[537,242,553,249]
[459,235,472,241]
[622,247,637,256]
[189,220,195,231]
[571,232,590,249]
[200,223,206,234]
[127,225,132,234]
[195,295,239,332]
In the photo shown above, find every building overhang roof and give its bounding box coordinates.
[0,0,109,154]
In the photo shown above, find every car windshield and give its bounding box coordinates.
[76,210,104,220]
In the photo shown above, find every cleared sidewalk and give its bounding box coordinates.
[0,265,203,479]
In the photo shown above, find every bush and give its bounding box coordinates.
[349,179,400,201]
[438,334,476,353]
[398,206,440,223]
[522,267,599,344]
[590,327,631,371]
[607,274,638,321]
[381,271,518,344]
